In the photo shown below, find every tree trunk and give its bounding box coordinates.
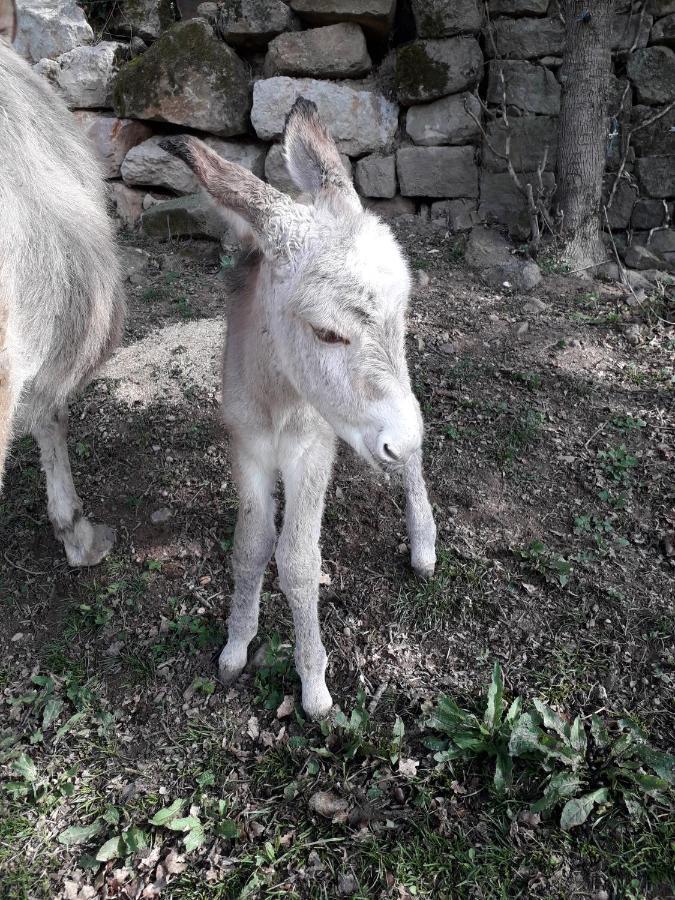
[556,0,615,269]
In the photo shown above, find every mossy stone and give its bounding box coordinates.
[396,38,483,105]
[113,19,250,136]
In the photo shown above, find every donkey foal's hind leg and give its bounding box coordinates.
[218,437,277,685]
[277,432,335,720]
[32,405,115,566]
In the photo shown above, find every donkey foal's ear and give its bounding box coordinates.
[283,97,359,207]
[160,136,309,260]
[0,0,17,42]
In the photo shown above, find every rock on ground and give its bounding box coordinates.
[405,92,482,146]
[636,156,675,198]
[396,37,483,104]
[141,194,229,240]
[109,0,175,43]
[623,243,668,271]
[630,104,675,156]
[397,146,479,198]
[14,0,93,63]
[264,23,371,78]
[486,60,560,115]
[251,76,398,155]
[289,0,396,38]
[650,12,675,46]
[612,11,653,49]
[490,16,565,58]
[109,182,147,229]
[34,43,125,109]
[354,154,397,198]
[73,112,152,179]
[465,227,542,290]
[631,198,669,230]
[430,199,480,231]
[121,136,267,193]
[218,0,299,48]
[479,170,556,238]
[626,46,675,104]
[113,19,250,136]
[410,0,482,37]
[482,116,558,172]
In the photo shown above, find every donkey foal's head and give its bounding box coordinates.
[161,99,423,469]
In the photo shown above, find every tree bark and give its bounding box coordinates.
[556,0,615,269]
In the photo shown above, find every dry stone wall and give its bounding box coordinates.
[14,0,674,268]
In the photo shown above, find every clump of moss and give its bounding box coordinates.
[396,42,450,104]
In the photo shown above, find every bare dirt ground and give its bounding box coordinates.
[0,222,673,899]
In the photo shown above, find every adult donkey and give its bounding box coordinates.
[0,0,124,565]
[161,99,436,719]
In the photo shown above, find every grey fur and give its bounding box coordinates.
[0,10,125,565]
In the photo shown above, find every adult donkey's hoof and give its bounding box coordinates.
[64,520,116,567]
[218,643,248,686]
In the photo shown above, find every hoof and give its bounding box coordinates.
[302,684,333,721]
[218,644,248,686]
[64,522,116,567]
[411,550,436,579]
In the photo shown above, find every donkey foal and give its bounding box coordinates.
[0,0,124,565]
[161,100,436,718]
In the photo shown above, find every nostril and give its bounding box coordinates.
[382,442,400,461]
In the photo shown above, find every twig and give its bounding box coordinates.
[584,420,609,450]
[607,101,675,209]
[368,680,390,716]
[602,204,636,299]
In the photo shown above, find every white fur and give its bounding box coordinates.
[172,105,437,718]
[0,7,124,565]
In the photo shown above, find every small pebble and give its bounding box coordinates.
[151,507,172,525]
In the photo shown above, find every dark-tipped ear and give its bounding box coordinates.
[159,136,309,260]
[283,97,360,209]
[0,0,16,42]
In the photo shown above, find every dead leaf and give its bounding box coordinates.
[164,849,187,875]
[308,791,349,819]
[398,757,419,778]
[318,571,332,585]
[246,716,260,740]
[276,695,295,719]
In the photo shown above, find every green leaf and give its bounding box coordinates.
[508,713,545,757]
[505,697,522,725]
[635,745,675,785]
[96,835,125,862]
[569,717,587,756]
[631,773,670,796]
[102,807,120,825]
[590,714,610,749]
[167,815,201,833]
[531,773,582,813]
[184,823,206,852]
[560,788,609,831]
[533,700,570,742]
[391,716,405,764]
[148,799,184,827]
[452,733,488,753]
[426,696,476,735]
[54,712,86,743]
[124,826,149,853]
[42,698,64,730]
[12,753,37,782]
[494,750,513,795]
[57,820,104,847]
[215,819,239,839]
[434,748,468,764]
[484,661,504,732]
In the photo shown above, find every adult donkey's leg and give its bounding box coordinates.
[218,434,277,684]
[32,404,115,566]
[276,429,336,720]
[403,451,436,578]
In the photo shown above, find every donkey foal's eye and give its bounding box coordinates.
[313,327,350,345]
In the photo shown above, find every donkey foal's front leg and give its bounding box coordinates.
[403,451,436,578]
[218,438,277,685]
[277,433,335,720]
